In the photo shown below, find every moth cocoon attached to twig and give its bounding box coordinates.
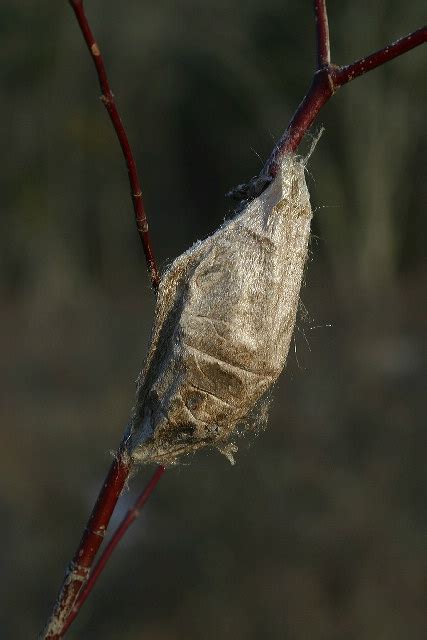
[126,153,312,466]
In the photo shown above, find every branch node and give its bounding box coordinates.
[92,525,107,538]
[100,94,113,105]
[65,561,91,584]
[91,42,100,57]
[67,0,159,290]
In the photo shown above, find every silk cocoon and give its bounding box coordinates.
[127,154,312,465]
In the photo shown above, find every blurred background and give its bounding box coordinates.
[1,1,426,638]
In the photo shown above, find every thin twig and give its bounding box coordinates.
[40,452,132,639]
[69,0,160,288]
[60,465,165,637]
[314,0,330,67]
[332,26,427,86]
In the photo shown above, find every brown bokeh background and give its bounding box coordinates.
[1,1,426,638]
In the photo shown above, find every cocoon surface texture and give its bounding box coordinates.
[128,154,312,465]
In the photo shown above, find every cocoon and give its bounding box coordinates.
[126,154,312,465]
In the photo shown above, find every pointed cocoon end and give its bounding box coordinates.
[126,154,312,466]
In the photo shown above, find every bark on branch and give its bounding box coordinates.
[229,12,426,201]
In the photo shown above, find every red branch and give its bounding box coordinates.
[40,1,426,638]
[69,0,160,288]
[60,465,165,636]
[314,0,330,67]
[262,19,426,183]
[40,453,132,639]
[332,26,427,87]
[39,1,166,636]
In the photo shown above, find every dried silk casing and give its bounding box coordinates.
[127,154,312,465]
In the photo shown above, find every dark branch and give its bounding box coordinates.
[332,26,427,86]
[60,465,166,636]
[228,15,426,203]
[69,0,160,288]
[314,0,331,67]
[40,454,132,639]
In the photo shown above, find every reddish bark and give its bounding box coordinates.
[261,19,426,186]
[69,0,160,289]
[41,453,132,639]
[314,0,330,67]
[60,465,166,636]
[332,26,427,87]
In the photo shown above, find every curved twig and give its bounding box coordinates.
[40,452,132,639]
[69,0,160,288]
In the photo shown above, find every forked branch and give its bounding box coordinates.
[267,23,427,175]
[60,465,165,637]
[40,1,426,638]
[232,10,426,198]
[40,452,132,639]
